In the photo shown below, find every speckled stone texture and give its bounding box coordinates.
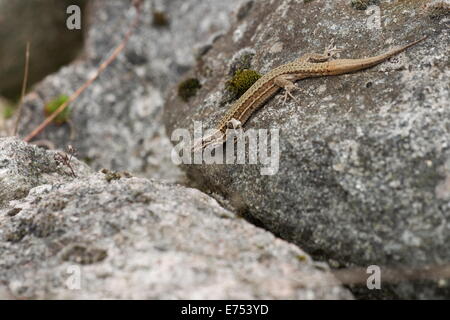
[163,0,450,298]
[16,0,245,183]
[0,137,92,209]
[0,137,352,299]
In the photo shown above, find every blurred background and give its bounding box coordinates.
[0,0,87,108]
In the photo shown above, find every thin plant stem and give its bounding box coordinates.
[13,41,30,136]
[24,4,141,143]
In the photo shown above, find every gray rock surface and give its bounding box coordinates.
[163,0,450,298]
[0,137,91,209]
[16,0,245,183]
[0,137,352,299]
[0,0,86,99]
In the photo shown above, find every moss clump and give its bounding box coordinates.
[101,168,123,182]
[105,171,121,182]
[152,11,170,27]
[226,69,262,98]
[3,105,15,119]
[44,95,71,125]
[178,78,202,102]
[351,0,379,10]
[61,244,108,265]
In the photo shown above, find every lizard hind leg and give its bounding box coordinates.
[273,75,300,105]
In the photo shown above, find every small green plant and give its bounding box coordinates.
[44,95,71,125]
[3,105,15,119]
[178,78,202,102]
[152,11,170,27]
[226,69,262,98]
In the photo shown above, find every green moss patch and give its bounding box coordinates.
[178,78,202,102]
[3,105,15,119]
[44,95,71,125]
[226,69,262,98]
[152,11,170,27]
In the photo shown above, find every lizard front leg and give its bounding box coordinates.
[227,118,242,130]
[224,118,245,146]
[273,74,300,105]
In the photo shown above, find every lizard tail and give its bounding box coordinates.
[325,36,427,75]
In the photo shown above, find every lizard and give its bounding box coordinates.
[191,36,427,152]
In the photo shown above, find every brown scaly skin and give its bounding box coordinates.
[192,36,427,152]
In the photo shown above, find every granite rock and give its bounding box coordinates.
[16,0,246,183]
[0,137,352,299]
[163,0,450,298]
